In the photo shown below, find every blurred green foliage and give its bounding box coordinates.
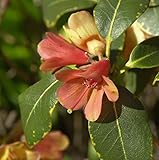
[0,0,45,110]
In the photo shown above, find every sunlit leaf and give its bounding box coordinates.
[88,141,99,160]
[42,0,96,28]
[137,6,159,36]
[89,87,152,160]
[19,74,60,147]
[125,36,159,68]
[94,0,149,40]
[153,72,159,85]
[149,0,159,6]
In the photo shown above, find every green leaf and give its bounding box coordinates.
[88,141,99,160]
[19,74,60,147]
[42,0,96,28]
[125,71,137,94]
[137,6,159,36]
[94,0,149,40]
[149,0,159,6]
[125,69,155,95]
[111,33,125,50]
[89,87,152,160]
[125,36,159,69]
[153,72,159,85]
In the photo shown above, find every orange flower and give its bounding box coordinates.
[37,32,90,72]
[56,60,119,121]
[34,131,69,160]
[0,131,69,160]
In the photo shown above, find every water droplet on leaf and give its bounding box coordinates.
[67,109,72,114]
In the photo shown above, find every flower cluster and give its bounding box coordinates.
[37,11,119,121]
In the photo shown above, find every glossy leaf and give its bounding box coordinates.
[89,87,152,160]
[125,71,137,94]
[94,0,149,40]
[42,0,96,28]
[153,72,159,85]
[127,69,155,95]
[19,74,60,147]
[125,37,159,68]
[111,33,125,50]
[137,6,159,36]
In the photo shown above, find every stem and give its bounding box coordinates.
[98,54,103,61]
[105,36,112,58]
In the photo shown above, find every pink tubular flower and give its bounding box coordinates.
[55,60,119,121]
[37,32,90,72]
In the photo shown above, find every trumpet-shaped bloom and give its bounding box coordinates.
[64,11,105,57]
[37,11,119,121]
[56,60,119,121]
[37,32,90,71]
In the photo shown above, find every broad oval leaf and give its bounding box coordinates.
[19,74,60,147]
[42,0,96,28]
[94,0,149,40]
[137,6,159,36]
[153,72,159,85]
[125,36,159,69]
[89,87,152,160]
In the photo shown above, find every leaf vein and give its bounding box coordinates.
[48,0,66,7]
[101,125,117,144]
[107,0,122,39]
[24,80,58,130]
[128,50,159,67]
[113,103,128,160]
[99,8,112,23]
[107,136,120,153]
[106,0,115,10]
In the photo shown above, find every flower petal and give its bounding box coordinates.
[38,32,74,60]
[86,39,105,56]
[63,26,82,48]
[68,11,98,40]
[34,131,69,159]
[57,78,89,110]
[56,60,110,82]
[55,69,84,82]
[102,76,119,102]
[37,32,89,71]
[84,88,104,121]
[40,57,63,71]
[81,60,110,82]
[64,11,105,54]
